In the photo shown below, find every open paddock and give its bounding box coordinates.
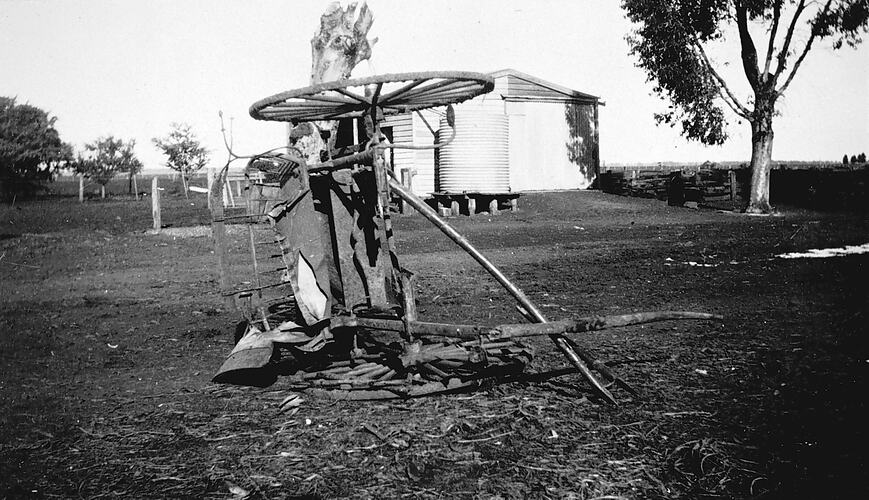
[1,191,866,499]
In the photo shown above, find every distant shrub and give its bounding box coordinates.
[843,154,850,164]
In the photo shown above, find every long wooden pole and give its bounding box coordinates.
[346,311,721,340]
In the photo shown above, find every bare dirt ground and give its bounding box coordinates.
[1,191,866,499]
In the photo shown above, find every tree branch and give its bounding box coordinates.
[762,0,783,81]
[773,0,807,80]
[691,38,752,118]
[777,0,834,96]
[735,1,761,90]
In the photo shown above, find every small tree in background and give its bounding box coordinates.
[858,152,867,163]
[74,136,142,199]
[152,123,209,198]
[851,155,859,164]
[0,96,73,197]
[843,154,850,164]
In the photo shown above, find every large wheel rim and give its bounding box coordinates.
[250,71,494,123]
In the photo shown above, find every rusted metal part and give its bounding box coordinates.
[250,72,494,123]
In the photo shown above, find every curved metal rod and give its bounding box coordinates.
[387,179,618,404]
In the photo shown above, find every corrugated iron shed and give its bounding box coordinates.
[346,70,604,197]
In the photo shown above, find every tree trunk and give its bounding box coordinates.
[291,2,376,163]
[181,172,189,200]
[746,110,774,214]
[310,2,374,84]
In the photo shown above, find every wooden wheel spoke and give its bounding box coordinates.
[390,88,485,107]
[270,102,335,110]
[298,92,361,105]
[395,79,472,101]
[369,82,384,107]
[320,104,369,120]
[379,79,427,102]
[334,87,372,105]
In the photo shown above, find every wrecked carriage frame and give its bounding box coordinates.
[210,71,720,403]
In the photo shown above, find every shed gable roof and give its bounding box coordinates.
[488,68,602,104]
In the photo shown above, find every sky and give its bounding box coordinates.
[1,0,867,172]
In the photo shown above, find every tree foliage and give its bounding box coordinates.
[0,96,72,185]
[623,0,869,145]
[152,123,209,181]
[73,136,142,188]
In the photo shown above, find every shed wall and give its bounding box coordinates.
[381,110,439,197]
[506,101,597,191]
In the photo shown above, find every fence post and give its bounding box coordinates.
[729,169,737,203]
[151,177,161,231]
[78,175,84,203]
[133,174,139,201]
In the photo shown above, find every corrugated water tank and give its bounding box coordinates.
[436,110,509,193]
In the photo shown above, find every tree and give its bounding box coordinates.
[73,136,142,199]
[622,0,869,213]
[843,154,850,164]
[152,123,209,197]
[291,2,376,163]
[0,96,72,197]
